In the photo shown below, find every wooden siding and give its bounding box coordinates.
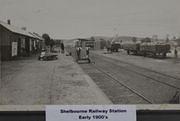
[0,25,12,60]
[0,25,31,60]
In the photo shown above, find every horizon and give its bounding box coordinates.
[0,0,180,39]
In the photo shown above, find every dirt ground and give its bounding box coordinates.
[0,53,111,105]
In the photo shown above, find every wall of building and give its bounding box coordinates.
[0,25,34,60]
[0,24,44,61]
[0,25,12,61]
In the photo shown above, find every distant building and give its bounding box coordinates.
[0,20,43,61]
[91,36,112,50]
[76,38,95,49]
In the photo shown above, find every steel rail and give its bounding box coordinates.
[91,64,153,104]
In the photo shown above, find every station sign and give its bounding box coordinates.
[12,42,17,56]
[46,105,136,121]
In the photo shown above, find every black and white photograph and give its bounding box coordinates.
[0,0,180,120]
[0,0,180,121]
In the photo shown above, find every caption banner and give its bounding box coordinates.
[46,105,136,121]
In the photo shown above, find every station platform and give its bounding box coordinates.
[0,53,111,105]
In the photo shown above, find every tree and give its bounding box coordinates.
[42,33,54,52]
[42,33,51,46]
[132,37,137,43]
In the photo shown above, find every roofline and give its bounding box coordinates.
[0,25,31,38]
[0,20,38,39]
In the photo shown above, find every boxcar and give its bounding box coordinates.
[111,43,121,52]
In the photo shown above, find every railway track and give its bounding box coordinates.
[80,53,180,104]
[92,65,153,104]
[80,64,152,104]
[94,54,180,90]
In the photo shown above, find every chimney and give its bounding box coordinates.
[7,19,11,25]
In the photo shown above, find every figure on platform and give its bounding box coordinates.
[86,46,90,58]
[174,47,178,58]
[76,47,82,60]
[61,42,64,54]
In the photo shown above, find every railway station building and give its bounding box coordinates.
[0,20,44,61]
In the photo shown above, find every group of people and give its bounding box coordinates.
[76,46,90,60]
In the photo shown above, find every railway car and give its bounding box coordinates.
[110,42,121,52]
[122,43,140,55]
[122,42,171,58]
[140,43,171,57]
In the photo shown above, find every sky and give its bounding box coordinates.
[0,0,180,39]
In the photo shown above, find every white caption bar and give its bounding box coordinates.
[46,105,136,121]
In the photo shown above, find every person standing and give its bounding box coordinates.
[61,42,64,54]
[76,47,81,60]
[86,46,90,58]
[174,47,178,58]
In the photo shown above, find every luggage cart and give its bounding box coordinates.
[38,50,58,61]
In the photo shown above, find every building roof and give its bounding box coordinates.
[29,32,37,39]
[32,32,44,41]
[29,32,44,41]
[0,20,34,38]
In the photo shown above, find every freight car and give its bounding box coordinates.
[122,43,140,55]
[122,42,171,58]
[140,43,171,57]
[110,42,121,52]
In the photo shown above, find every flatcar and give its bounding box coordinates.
[140,43,171,57]
[122,42,171,58]
[122,43,140,55]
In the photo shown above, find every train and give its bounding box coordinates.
[65,38,171,58]
[121,42,171,57]
[110,42,121,52]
